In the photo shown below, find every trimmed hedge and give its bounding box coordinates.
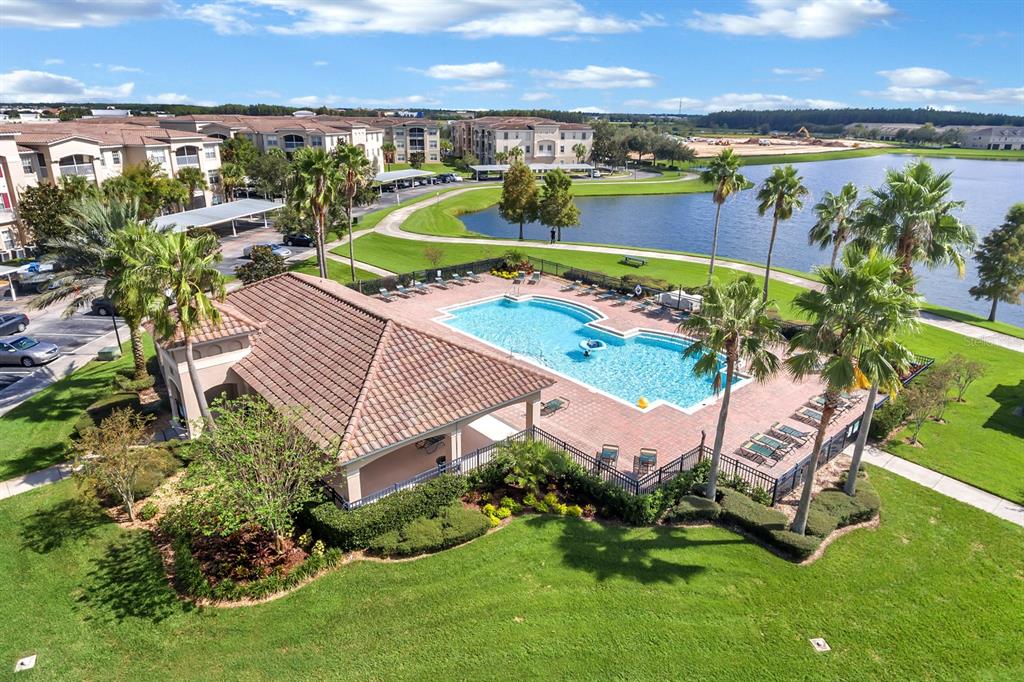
[368,504,489,557]
[114,373,156,393]
[803,508,839,538]
[717,489,788,542]
[769,530,821,560]
[663,495,721,523]
[305,475,468,551]
[812,479,880,527]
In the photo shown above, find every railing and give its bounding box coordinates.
[348,257,506,295]
[58,163,94,177]
[175,154,200,166]
[283,143,304,152]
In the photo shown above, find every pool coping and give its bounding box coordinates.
[433,292,753,416]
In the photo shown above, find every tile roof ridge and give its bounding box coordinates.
[284,272,390,325]
[338,318,395,463]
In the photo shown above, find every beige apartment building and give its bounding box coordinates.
[342,117,442,164]
[0,121,223,258]
[452,116,593,165]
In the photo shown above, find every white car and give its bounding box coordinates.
[242,244,292,259]
[591,170,603,178]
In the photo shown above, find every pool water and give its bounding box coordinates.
[439,296,740,412]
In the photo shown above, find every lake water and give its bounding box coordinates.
[461,155,1024,326]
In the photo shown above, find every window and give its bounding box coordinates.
[205,147,217,159]
[311,136,323,147]
[283,134,304,151]
[148,151,165,163]
[526,145,531,153]
[503,132,509,139]
[560,133,565,140]
[429,140,437,148]
[0,192,11,212]
[111,150,121,164]
[265,135,278,146]
[21,158,33,174]
[560,145,565,153]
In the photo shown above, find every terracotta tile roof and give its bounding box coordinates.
[457,116,592,131]
[223,272,554,461]
[161,303,264,349]
[6,122,218,147]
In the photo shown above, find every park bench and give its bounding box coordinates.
[620,255,647,268]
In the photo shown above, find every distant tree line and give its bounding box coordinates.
[691,107,1023,130]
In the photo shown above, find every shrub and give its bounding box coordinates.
[502,441,571,492]
[73,392,141,438]
[663,495,721,523]
[769,530,822,560]
[565,504,583,518]
[370,504,489,557]
[465,453,513,492]
[113,373,156,393]
[813,480,880,527]
[304,475,468,551]
[207,548,344,601]
[522,492,540,509]
[499,496,522,514]
[400,517,445,553]
[494,506,511,520]
[869,397,909,440]
[717,489,788,542]
[803,508,839,538]
[138,502,159,521]
[559,464,664,525]
[129,447,182,499]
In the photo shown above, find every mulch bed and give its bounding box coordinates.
[190,527,306,585]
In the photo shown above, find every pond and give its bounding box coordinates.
[460,155,1024,325]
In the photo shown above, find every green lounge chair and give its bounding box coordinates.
[769,422,810,445]
[465,271,482,282]
[751,433,792,456]
[413,280,431,294]
[635,448,658,475]
[540,397,569,416]
[528,271,541,285]
[738,441,776,465]
[378,288,395,301]
[598,444,619,464]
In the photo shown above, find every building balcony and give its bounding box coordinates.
[58,163,95,177]
[175,155,200,167]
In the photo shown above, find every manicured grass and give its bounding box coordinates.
[1,471,1021,679]
[735,146,1024,166]
[887,324,1024,504]
[0,338,152,480]
[289,256,377,284]
[921,303,1024,341]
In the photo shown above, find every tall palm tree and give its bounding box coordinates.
[175,166,208,209]
[105,221,163,378]
[680,275,783,501]
[856,159,976,287]
[30,196,151,378]
[507,146,524,162]
[219,162,245,203]
[289,147,340,279]
[756,165,809,302]
[146,230,225,429]
[572,143,588,163]
[380,141,396,171]
[809,182,859,268]
[495,151,509,164]
[334,144,373,282]
[700,149,747,282]
[786,246,920,533]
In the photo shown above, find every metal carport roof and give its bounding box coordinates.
[152,199,284,232]
[374,169,437,183]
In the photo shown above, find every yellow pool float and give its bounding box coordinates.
[637,397,649,409]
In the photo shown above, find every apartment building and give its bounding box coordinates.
[342,117,442,163]
[0,121,223,255]
[960,126,1024,150]
[451,116,593,165]
[159,115,386,171]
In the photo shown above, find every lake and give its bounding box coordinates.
[461,155,1024,326]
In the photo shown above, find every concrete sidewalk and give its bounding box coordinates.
[0,463,74,501]
[860,445,1024,527]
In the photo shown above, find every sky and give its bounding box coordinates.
[0,0,1022,115]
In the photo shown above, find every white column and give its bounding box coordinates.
[525,392,541,430]
[448,423,463,464]
[345,463,362,502]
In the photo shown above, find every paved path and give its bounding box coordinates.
[859,445,1024,527]
[0,463,74,501]
[919,310,1024,353]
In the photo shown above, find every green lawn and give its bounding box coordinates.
[1,472,1021,679]
[921,303,1024,341]
[289,256,377,284]
[0,339,150,481]
[887,324,1024,504]
[734,146,1024,166]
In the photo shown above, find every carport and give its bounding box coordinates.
[152,199,285,237]
[469,163,594,180]
[0,265,18,302]
[374,169,436,202]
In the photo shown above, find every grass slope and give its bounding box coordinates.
[289,256,378,284]
[733,147,1024,166]
[1,472,1021,679]
[921,303,1024,341]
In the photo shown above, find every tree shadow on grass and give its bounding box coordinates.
[78,533,186,624]
[982,380,1024,438]
[20,497,108,554]
[526,515,743,585]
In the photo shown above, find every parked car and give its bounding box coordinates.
[91,297,116,316]
[282,232,314,247]
[450,175,464,182]
[242,244,293,259]
[0,335,60,367]
[0,313,29,335]
[591,170,603,178]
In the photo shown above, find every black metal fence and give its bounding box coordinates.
[348,258,505,296]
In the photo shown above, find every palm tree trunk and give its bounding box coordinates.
[708,200,723,282]
[988,297,998,322]
[129,324,146,379]
[184,335,214,430]
[316,208,328,279]
[793,400,837,534]
[829,237,841,269]
[845,382,878,496]
[705,356,735,500]
[519,221,524,241]
[347,194,356,282]
[762,214,779,302]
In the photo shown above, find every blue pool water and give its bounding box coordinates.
[440,296,740,411]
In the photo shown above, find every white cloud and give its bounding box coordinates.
[424,61,506,80]
[313,60,329,67]
[43,58,64,66]
[108,64,143,73]
[530,65,657,89]
[287,94,440,108]
[0,70,134,102]
[521,91,553,102]
[144,93,215,106]
[185,2,258,35]
[570,106,606,114]
[244,0,658,37]
[0,0,172,28]
[876,67,976,88]
[448,80,511,92]
[688,0,893,39]
[625,93,845,113]
[865,67,1021,106]
[772,67,825,81]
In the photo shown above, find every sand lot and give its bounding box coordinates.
[686,137,888,158]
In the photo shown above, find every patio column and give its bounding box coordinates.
[447,423,463,464]
[524,391,542,430]
[345,462,362,502]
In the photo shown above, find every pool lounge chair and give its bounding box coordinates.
[513,271,526,285]
[528,271,541,285]
[808,394,852,413]
[433,276,451,289]
[412,280,431,294]
[793,407,837,428]
[634,448,658,476]
[751,432,792,455]
[578,284,598,295]
[596,290,617,301]
[612,294,631,306]
[378,288,395,302]
[465,271,482,283]
[540,397,569,416]
[769,422,811,446]
[451,273,467,286]
[841,391,864,405]
[561,280,581,292]
[597,444,619,466]
[737,441,776,465]
[633,299,654,312]
[394,284,414,298]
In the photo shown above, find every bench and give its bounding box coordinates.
[620,255,647,268]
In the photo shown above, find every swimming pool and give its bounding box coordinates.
[437,296,743,413]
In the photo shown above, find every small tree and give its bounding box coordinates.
[904,379,947,445]
[381,142,396,171]
[498,160,539,241]
[17,183,75,247]
[235,245,287,284]
[247,148,290,200]
[572,142,588,164]
[925,362,956,423]
[947,353,985,403]
[176,166,208,209]
[969,203,1024,322]
[538,168,580,242]
[187,395,333,550]
[409,152,425,169]
[458,152,480,173]
[75,409,155,521]
[423,245,445,269]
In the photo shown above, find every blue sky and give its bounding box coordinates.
[1,0,1021,114]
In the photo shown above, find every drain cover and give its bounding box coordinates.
[14,655,36,672]
[809,638,831,652]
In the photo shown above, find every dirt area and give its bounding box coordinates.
[687,137,888,158]
[775,454,852,522]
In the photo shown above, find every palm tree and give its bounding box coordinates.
[572,143,588,163]
[700,149,747,282]
[856,159,976,287]
[335,144,372,282]
[507,146,524,163]
[680,275,783,501]
[380,141,396,171]
[146,230,225,429]
[495,151,509,164]
[30,195,151,378]
[105,221,164,378]
[175,166,208,209]
[786,246,920,533]
[809,182,859,268]
[289,147,341,279]
[219,162,245,203]
[756,165,809,302]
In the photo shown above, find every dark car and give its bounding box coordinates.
[282,232,315,247]
[0,313,29,335]
[91,298,116,316]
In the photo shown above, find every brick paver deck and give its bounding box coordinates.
[378,272,865,479]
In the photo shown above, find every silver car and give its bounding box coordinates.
[242,243,292,259]
[0,335,60,367]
